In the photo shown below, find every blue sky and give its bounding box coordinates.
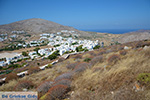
[0,0,150,30]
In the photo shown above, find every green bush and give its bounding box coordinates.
[72,42,78,45]
[48,53,57,60]
[17,59,22,62]
[76,45,84,52]
[84,49,89,52]
[48,50,59,60]
[84,58,91,62]
[93,45,100,49]
[22,51,28,56]
[137,73,150,86]
[8,64,22,69]
[53,50,60,56]
[46,64,52,68]
[54,44,60,47]
[34,47,40,54]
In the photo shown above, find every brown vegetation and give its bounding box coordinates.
[28,67,41,75]
[119,50,127,56]
[73,62,89,73]
[52,79,72,88]
[54,72,73,82]
[42,85,68,100]
[58,57,65,62]
[1,40,150,100]
[66,62,78,70]
[107,54,120,65]
[90,56,103,66]
[14,80,34,91]
[37,80,54,98]
[5,73,18,83]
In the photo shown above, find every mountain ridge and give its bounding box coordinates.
[0,18,78,34]
[118,30,150,43]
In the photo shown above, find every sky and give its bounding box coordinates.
[0,0,150,30]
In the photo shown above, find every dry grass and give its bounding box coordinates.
[37,80,54,98]
[5,73,18,83]
[1,40,150,100]
[0,80,18,91]
[107,54,120,65]
[70,48,150,100]
[14,80,35,91]
[41,85,68,100]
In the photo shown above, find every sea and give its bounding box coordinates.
[81,29,141,34]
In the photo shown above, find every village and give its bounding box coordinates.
[0,30,101,67]
[0,30,104,85]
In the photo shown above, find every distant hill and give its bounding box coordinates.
[0,18,79,34]
[0,18,94,39]
[118,30,150,43]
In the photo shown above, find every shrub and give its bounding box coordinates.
[44,85,68,100]
[137,73,150,87]
[37,80,54,98]
[48,53,57,60]
[28,67,40,75]
[105,49,113,54]
[76,45,84,52]
[90,56,103,66]
[119,50,127,56]
[46,64,52,68]
[5,73,18,83]
[14,80,34,91]
[84,58,91,62]
[88,51,96,56]
[93,45,100,49]
[84,49,89,52]
[58,57,65,62]
[48,50,60,60]
[22,51,28,56]
[66,62,78,70]
[54,72,73,82]
[8,64,22,69]
[33,47,40,53]
[107,54,120,64]
[52,79,72,88]
[73,62,89,73]
[73,54,82,59]
[52,50,60,56]
[97,50,106,55]
[37,63,40,65]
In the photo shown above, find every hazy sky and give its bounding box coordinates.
[0,0,150,30]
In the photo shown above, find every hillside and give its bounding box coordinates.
[0,18,77,34]
[0,40,150,100]
[118,30,150,43]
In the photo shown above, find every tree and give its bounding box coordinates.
[22,51,28,56]
[34,47,40,54]
[76,45,83,52]
[48,50,60,60]
[93,45,100,49]
[8,64,22,69]
[48,53,57,60]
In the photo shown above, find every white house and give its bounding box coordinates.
[57,32,61,35]
[61,30,68,33]
[0,61,6,67]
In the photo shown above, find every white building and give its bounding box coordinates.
[57,32,61,35]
